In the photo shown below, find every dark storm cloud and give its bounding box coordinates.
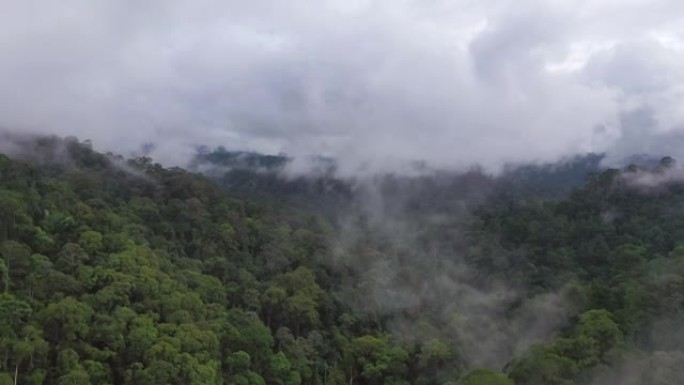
[1,0,684,172]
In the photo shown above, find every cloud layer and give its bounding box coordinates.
[2,0,684,171]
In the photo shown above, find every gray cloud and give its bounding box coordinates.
[1,0,684,172]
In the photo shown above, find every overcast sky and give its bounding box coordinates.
[2,0,684,172]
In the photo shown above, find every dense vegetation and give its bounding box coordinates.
[1,136,683,384]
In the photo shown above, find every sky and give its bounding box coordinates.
[2,0,684,173]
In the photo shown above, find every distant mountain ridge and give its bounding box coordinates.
[188,148,610,211]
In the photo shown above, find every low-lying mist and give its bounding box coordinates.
[325,174,582,370]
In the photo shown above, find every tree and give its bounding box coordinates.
[0,294,39,385]
[0,241,31,293]
[0,190,25,242]
[459,369,514,385]
[507,346,577,385]
[274,267,325,337]
[78,231,103,254]
[54,243,89,276]
[575,310,622,356]
[350,335,409,385]
[39,297,94,347]
[58,368,91,385]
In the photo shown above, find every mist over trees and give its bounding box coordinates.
[1,136,684,385]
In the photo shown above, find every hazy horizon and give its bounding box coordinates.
[3,1,684,173]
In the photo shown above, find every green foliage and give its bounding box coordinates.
[78,230,103,254]
[575,310,622,356]
[507,346,577,385]
[459,369,514,385]
[2,138,684,385]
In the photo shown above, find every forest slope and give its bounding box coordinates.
[1,137,683,385]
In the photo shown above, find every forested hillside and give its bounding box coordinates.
[1,136,684,385]
[189,148,605,210]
